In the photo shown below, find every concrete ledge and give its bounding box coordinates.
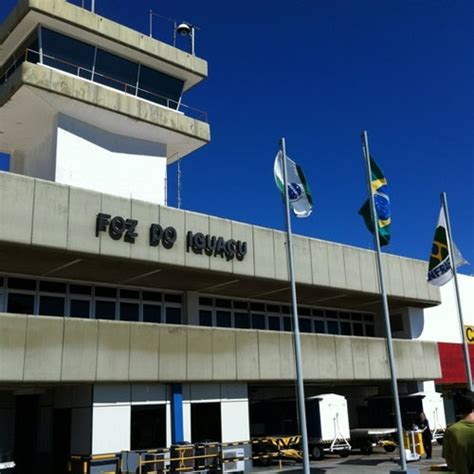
[1,63,210,145]
[0,314,443,383]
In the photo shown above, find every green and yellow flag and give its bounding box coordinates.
[359,157,391,246]
[427,206,468,286]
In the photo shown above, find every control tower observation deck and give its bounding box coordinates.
[0,0,210,204]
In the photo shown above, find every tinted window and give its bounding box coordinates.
[314,320,325,334]
[164,294,182,304]
[166,307,181,325]
[39,295,64,316]
[234,312,250,329]
[283,317,292,331]
[298,306,311,316]
[215,299,231,308]
[143,291,162,302]
[199,297,213,306]
[94,49,138,93]
[233,301,248,310]
[138,65,184,108]
[216,310,231,328]
[353,323,364,336]
[39,281,66,293]
[8,278,35,291]
[95,287,117,298]
[120,302,139,322]
[268,316,281,331]
[131,405,166,450]
[120,289,139,300]
[70,299,90,318]
[340,321,352,335]
[267,304,280,313]
[365,325,375,337]
[250,303,265,312]
[42,29,95,79]
[327,320,339,334]
[312,309,324,317]
[95,300,116,320]
[143,304,161,323]
[251,314,265,330]
[199,310,213,327]
[70,284,92,295]
[299,318,312,333]
[8,293,35,314]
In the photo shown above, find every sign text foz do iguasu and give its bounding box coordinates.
[95,213,247,262]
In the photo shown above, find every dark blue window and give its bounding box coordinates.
[94,49,138,94]
[138,66,184,109]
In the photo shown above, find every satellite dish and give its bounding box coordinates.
[176,22,192,36]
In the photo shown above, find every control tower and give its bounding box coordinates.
[0,0,210,204]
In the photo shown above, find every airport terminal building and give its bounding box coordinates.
[0,1,468,472]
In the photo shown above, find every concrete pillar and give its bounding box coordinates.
[185,291,200,326]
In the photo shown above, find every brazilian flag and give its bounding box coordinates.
[359,157,391,246]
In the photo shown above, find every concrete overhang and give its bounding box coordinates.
[0,172,441,310]
[0,242,437,312]
[0,0,207,91]
[0,63,210,161]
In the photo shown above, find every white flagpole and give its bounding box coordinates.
[361,131,410,473]
[441,192,473,391]
[280,137,311,474]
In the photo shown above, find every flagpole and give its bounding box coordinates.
[441,192,473,391]
[361,131,409,473]
[280,137,311,474]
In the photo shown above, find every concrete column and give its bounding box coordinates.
[185,291,200,326]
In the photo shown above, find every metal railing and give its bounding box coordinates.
[0,49,208,122]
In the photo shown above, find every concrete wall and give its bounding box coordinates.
[0,172,440,306]
[0,313,442,383]
[410,274,473,343]
[55,114,167,204]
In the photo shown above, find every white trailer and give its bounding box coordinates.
[306,394,351,460]
[408,391,446,441]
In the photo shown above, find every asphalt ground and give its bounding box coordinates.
[252,444,447,473]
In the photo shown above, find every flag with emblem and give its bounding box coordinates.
[274,151,313,218]
[427,206,468,286]
[359,157,391,246]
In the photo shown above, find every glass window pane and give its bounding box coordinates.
[39,281,66,293]
[326,310,338,319]
[353,323,364,336]
[215,299,231,309]
[281,306,290,315]
[143,304,161,323]
[120,302,139,322]
[143,291,162,302]
[339,312,351,320]
[268,316,281,331]
[199,297,213,306]
[298,306,311,316]
[314,320,325,334]
[8,277,36,291]
[327,320,339,334]
[351,312,363,321]
[299,318,312,333]
[340,321,352,335]
[7,293,35,314]
[199,310,213,327]
[364,314,374,322]
[250,303,265,312]
[94,49,138,93]
[138,65,184,108]
[216,310,231,328]
[39,295,65,317]
[120,289,139,300]
[70,299,90,318]
[42,29,95,79]
[251,314,265,330]
[312,309,324,317]
[267,304,280,313]
[70,284,92,295]
[233,301,248,310]
[166,307,181,325]
[164,294,182,304]
[131,405,166,450]
[95,300,116,320]
[234,312,250,329]
[365,325,375,337]
[95,287,117,298]
[283,317,292,331]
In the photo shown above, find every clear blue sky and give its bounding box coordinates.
[1,0,473,272]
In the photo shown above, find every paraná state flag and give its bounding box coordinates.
[274,151,313,218]
[427,207,468,286]
[359,157,391,246]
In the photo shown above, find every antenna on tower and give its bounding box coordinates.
[177,156,182,209]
